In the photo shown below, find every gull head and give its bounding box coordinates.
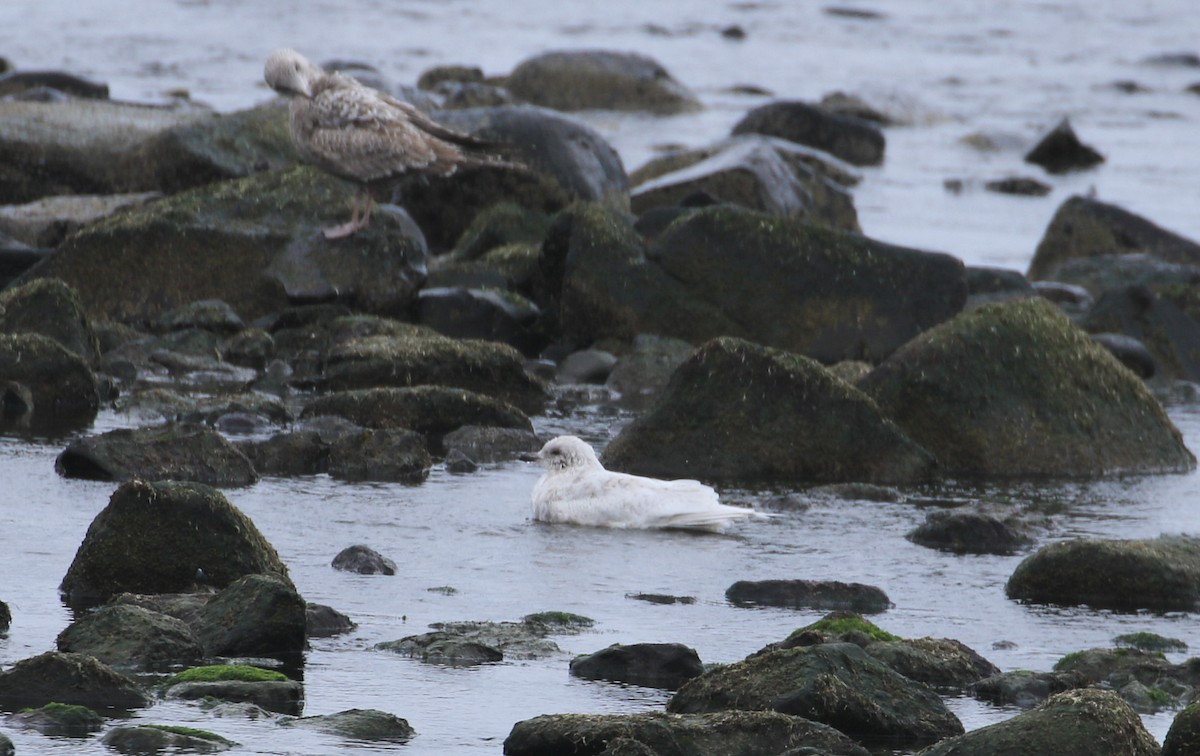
[264,48,321,99]
[524,435,603,472]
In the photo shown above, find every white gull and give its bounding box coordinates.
[524,435,766,533]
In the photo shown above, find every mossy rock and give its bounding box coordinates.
[788,612,901,644]
[56,422,259,487]
[164,679,302,715]
[1164,701,1200,756]
[0,277,99,362]
[59,479,291,608]
[603,337,935,484]
[1007,535,1200,611]
[863,638,1001,690]
[969,669,1089,708]
[190,573,306,658]
[0,651,149,712]
[859,297,1196,478]
[165,664,288,685]
[280,708,415,741]
[506,50,701,115]
[726,579,892,614]
[56,603,203,672]
[8,702,103,736]
[0,332,99,431]
[101,724,236,753]
[327,428,432,482]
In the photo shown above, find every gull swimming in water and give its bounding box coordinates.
[264,48,515,239]
[524,436,766,533]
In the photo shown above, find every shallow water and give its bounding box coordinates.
[2,0,1200,753]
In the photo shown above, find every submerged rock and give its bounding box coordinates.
[162,665,301,715]
[7,702,104,736]
[569,643,704,690]
[906,507,1035,555]
[280,708,414,741]
[306,603,356,638]
[56,422,259,486]
[859,297,1195,478]
[732,100,886,166]
[331,545,397,575]
[603,337,935,484]
[56,603,203,672]
[101,725,236,753]
[504,710,870,756]
[505,49,701,115]
[0,651,149,712]
[969,669,1088,708]
[726,579,891,614]
[917,689,1157,756]
[1006,535,1200,611]
[60,479,291,608]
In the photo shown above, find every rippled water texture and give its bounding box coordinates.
[2,0,1200,753]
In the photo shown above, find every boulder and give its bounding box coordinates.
[1007,535,1200,611]
[331,545,397,575]
[1023,118,1105,174]
[1082,285,1200,381]
[1028,195,1200,280]
[668,643,963,747]
[0,192,160,248]
[376,632,504,665]
[165,679,302,715]
[1089,332,1157,379]
[0,277,99,361]
[101,725,235,753]
[0,332,99,431]
[1165,701,1200,756]
[569,643,704,689]
[603,337,935,484]
[417,286,543,353]
[306,603,356,638]
[1050,252,1200,299]
[0,70,108,99]
[0,599,9,633]
[859,298,1195,477]
[969,669,1088,708]
[504,710,870,756]
[965,266,1035,310]
[238,430,329,477]
[327,427,432,482]
[906,508,1034,555]
[862,638,1000,690]
[726,580,891,614]
[279,708,414,741]
[190,573,306,658]
[505,50,701,115]
[60,479,291,608]
[17,166,428,325]
[604,334,696,408]
[156,299,245,335]
[444,201,552,262]
[630,137,860,232]
[55,603,203,671]
[0,651,149,712]
[916,689,1157,756]
[7,702,104,736]
[441,425,541,463]
[557,348,618,384]
[56,422,259,486]
[732,100,886,166]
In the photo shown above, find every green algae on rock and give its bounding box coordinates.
[859,297,1195,478]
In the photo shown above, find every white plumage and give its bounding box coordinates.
[525,436,765,533]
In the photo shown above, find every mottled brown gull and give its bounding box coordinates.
[523,436,771,533]
[264,48,514,239]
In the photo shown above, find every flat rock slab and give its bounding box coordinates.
[726,579,891,614]
[56,422,258,487]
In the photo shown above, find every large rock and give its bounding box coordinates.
[732,100,886,166]
[0,332,99,430]
[906,508,1034,555]
[916,689,1158,756]
[603,337,935,484]
[863,638,1000,690]
[1165,701,1200,756]
[631,136,859,232]
[0,277,99,361]
[569,643,705,690]
[1023,118,1105,174]
[1028,195,1200,280]
[280,708,414,741]
[190,573,306,658]
[0,651,149,712]
[0,192,162,248]
[56,422,259,486]
[504,710,870,756]
[327,427,432,482]
[505,50,701,115]
[969,669,1088,709]
[1006,535,1200,611]
[60,479,291,607]
[858,297,1195,477]
[101,725,235,753]
[1082,285,1200,382]
[55,603,204,671]
[18,166,428,324]
[667,643,963,747]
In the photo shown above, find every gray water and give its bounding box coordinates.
[2,0,1200,753]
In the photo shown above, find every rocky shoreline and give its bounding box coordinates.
[2,45,1200,755]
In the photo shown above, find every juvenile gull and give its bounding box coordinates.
[264,48,514,239]
[524,436,766,533]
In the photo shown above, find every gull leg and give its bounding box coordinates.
[323,190,366,240]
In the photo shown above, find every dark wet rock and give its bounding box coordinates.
[0,332,99,430]
[280,708,414,741]
[732,100,886,166]
[859,298,1195,477]
[417,286,543,352]
[7,702,104,736]
[775,612,900,651]
[101,725,235,753]
[668,643,963,747]
[332,545,397,575]
[970,669,1088,708]
[863,638,1000,690]
[506,50,701,115]
[221,328,275,370]
[965,267,1034,311]
[109,591,213,627]
[306,603,356,638]
[1028,195,1200,281]
[1006,535,1200,611]
[0,234,49,288]
[818,91,893,126]
[1165,701,1200,756]
[327,427,432,482]
[156,299,245,334]
[1024,118,1105,174]
[1089,332,1156,379]
[316,327,550,415]
[427,242,542,292]
[446,201,552,263]
[984,176,1052,196]
[626,593,696,605]
[56,603,203,672]
[0,651,149,712]
[59,479,291,608]
[1083,285,1200,381]
[442,424,541,463]
[0,70,108,99]
[1115,631,1188,653]
[906,508,1035,555]
[434,105,628,213]
[1052,253,1200,300]
[809,482,902,502]
[57,422,258,486]
[444,448,479,472]
[19,166,427,325]
[0,276,99,362]
[378,614,590,664]
[917,688,1158,756]
[504,710,870,756]
[605,334,695,407]
[558,348,618,384]
[238,430,328,477]
[191,573,306,658]
[418,64,485,90]
[630,137,860,232]
[165,679,302,715]
[726,579,891,614]
[604,337,935,484]
[0,98,212,203]
[570,643,704,690]
[377,632,504,665]
[0,599,9,633]
[435,80,519,110]
[0,192,160,248]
